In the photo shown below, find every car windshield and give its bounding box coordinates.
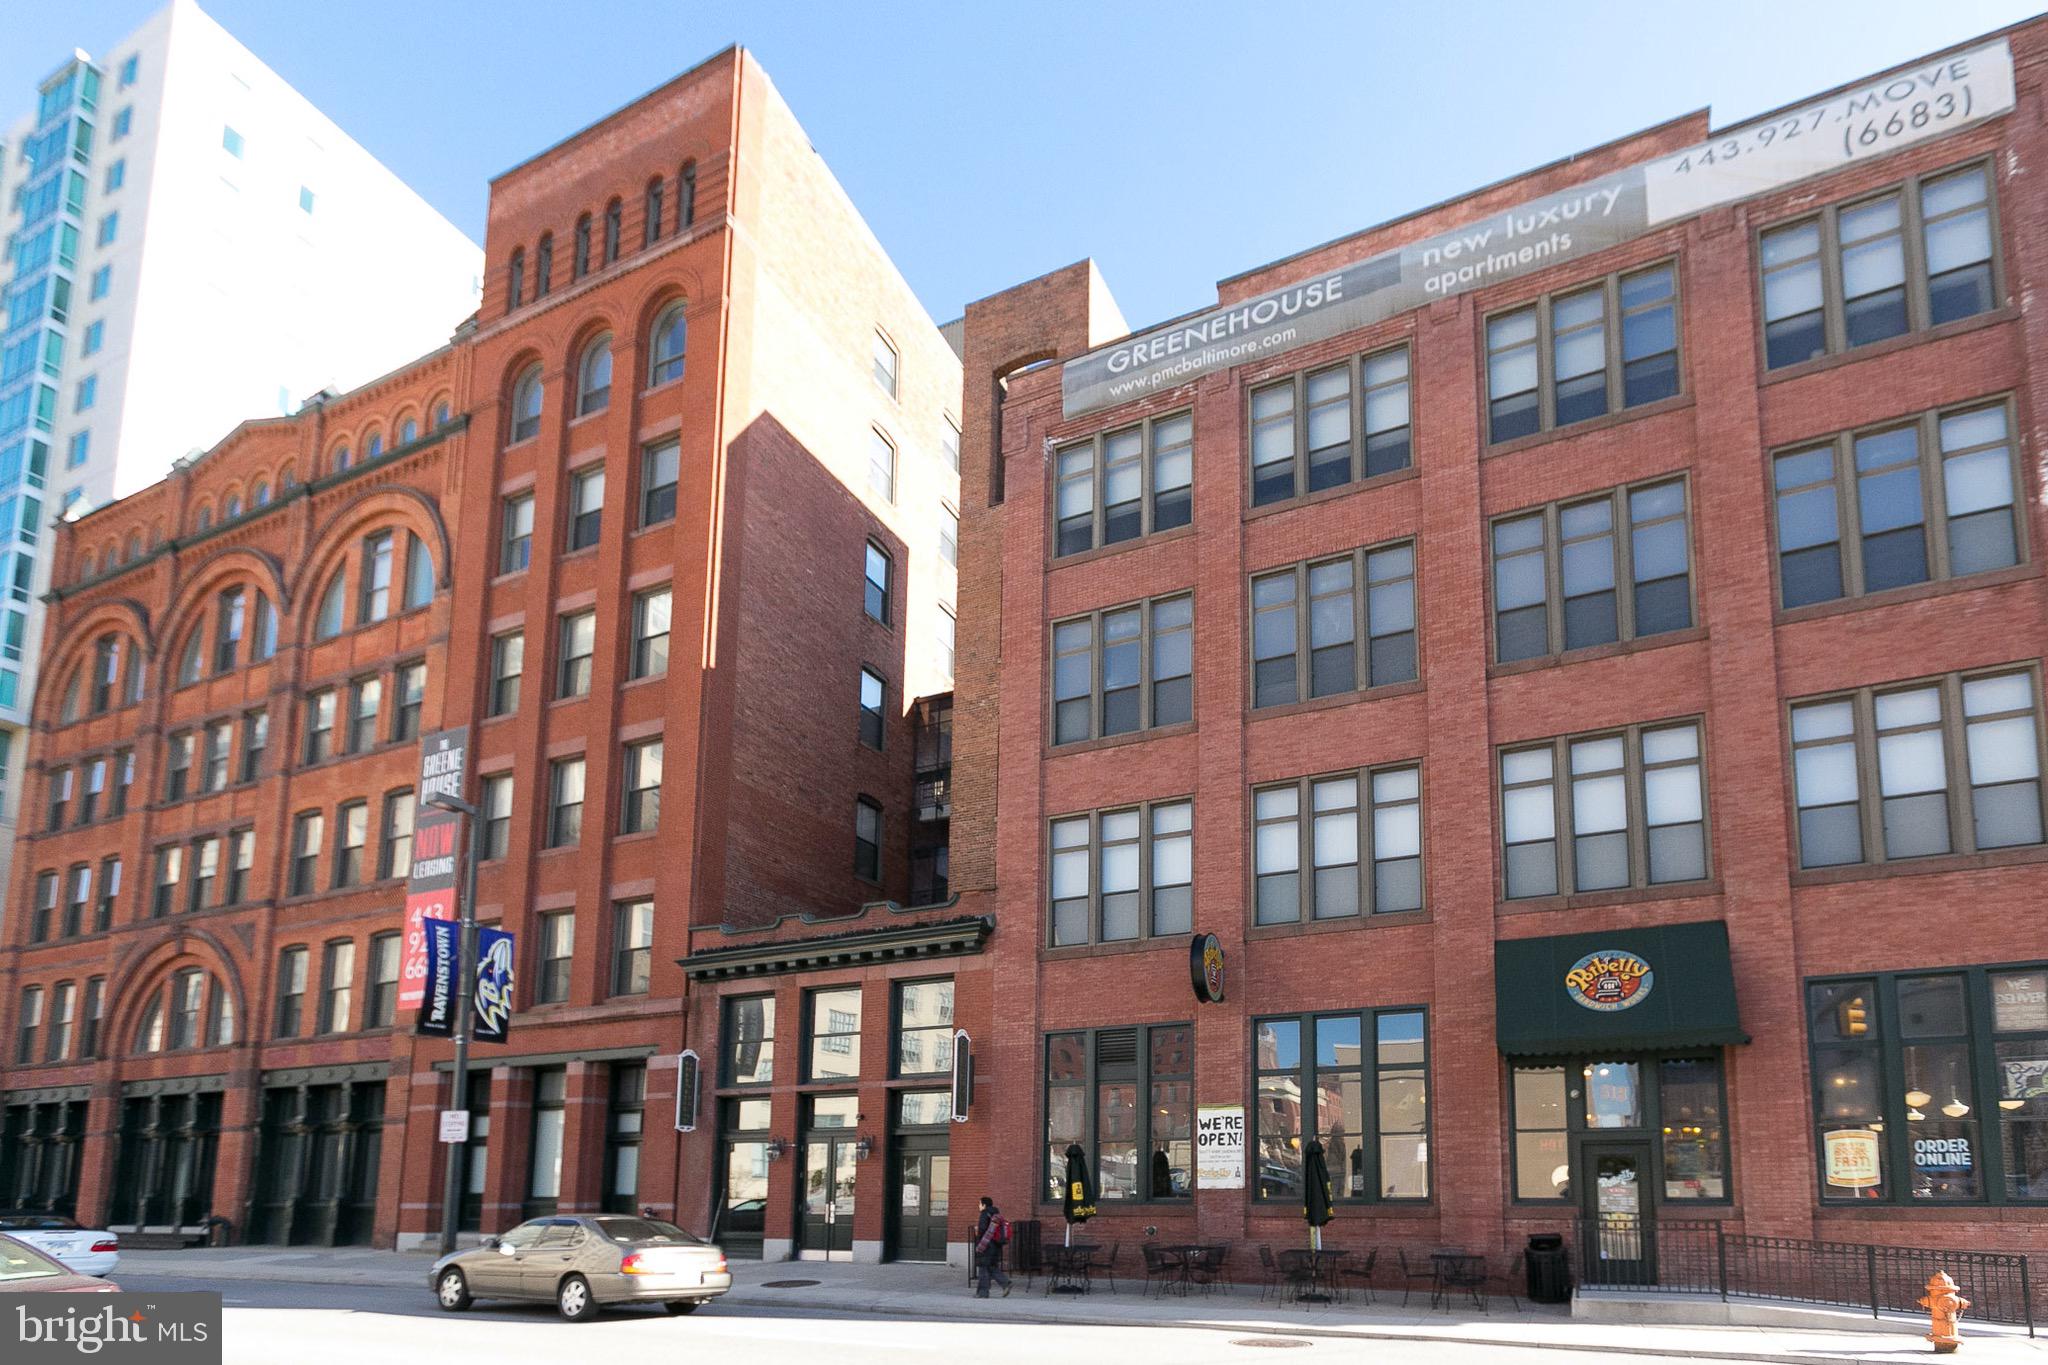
[0,1214,79,1230]
[592,1217,702,1246]
[0,1239,65,1281]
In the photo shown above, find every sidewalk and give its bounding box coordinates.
[115,1246,2048,1364]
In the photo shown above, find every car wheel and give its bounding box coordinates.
[663,1300,699,1315]
[557,1274,598,1321]
[436,1268,471,1312]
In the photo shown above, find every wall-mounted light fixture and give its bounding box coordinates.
[765,1137,789,1161]
[854,1134,875,1161]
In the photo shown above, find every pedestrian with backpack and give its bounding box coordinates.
[973,1195,1011,1298]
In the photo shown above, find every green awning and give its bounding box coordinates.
[1494,919,1748,1056]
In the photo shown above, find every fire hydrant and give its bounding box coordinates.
[1920,1271,1970,1353]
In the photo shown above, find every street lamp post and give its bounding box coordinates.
[425,790,481,1256]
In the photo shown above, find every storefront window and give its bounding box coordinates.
[1511,1055,1727,1205]
[1512,1066,1570,1200]
[1254,1008,1429,1204]
[724,995,774,1085]
[1994,969,2048,1199]
[1043,1025,1191,1203]
[719,1098,770,1258]
[1658,1059,1726,1199]
[807,987,862,1082]
[1583,1061,1641,1129]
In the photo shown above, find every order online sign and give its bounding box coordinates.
[6,1292,221,1363]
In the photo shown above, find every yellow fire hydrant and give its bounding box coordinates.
[1920,1271,1970,1354]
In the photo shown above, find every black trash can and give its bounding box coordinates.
[1526,1233,1570,1303]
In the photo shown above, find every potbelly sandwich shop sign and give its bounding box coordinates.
[1061,40,2014,418]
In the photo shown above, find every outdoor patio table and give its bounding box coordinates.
[1044,1242,1100,1295]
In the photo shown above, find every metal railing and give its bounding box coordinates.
[1575,1217,2035,1334]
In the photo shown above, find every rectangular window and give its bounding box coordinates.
[96,212,118,247]
[863,541,891,623]
[1790,668,2043,869]
[63,865,90,937]
[854,797,883,881]
[393,662,425,741]
[481,774,513,859]
[1511,1065,1571,1200]
[1051,593,1193,744]
[567,466,603,550]
[152,846,182,916]
[96,856,120,930]
[1054,411,1194,556]
[274,946,308,1038]
[239,709,267,783]
[942,418,961,474]
[939,501,958,567]
[1493,478,1693,662]
[640,439,678,526]
[1762,162,1997,370]
[894,979,954,1077]
[724,995,774,1085]
[348,676,381,753]
[319,940,354,1034]
[31,871,57,941]
[224,831,252,906]
[1250,346,1411,508]
[334,801,368,887]
[859,668,886,749]
[1044,1025,1193,1203]
[937,605,956,678]
[1252,542,1416,706]
[1048,798,1195,947]
[381,790,415,880]
[612,900,654,996]
[80,978,105,1058]
[189,837,219,911]
[222,125,244,157]
[1253,1008,1429,1203]
[80,757,104,823]
[1772,400,2021,610]
[547,757,585,847]
[304,689,335,764]
[289,812,322,896]
[538,911,574,1004]
[631,589,670,679]
[500,493,534,573]
[82,320,104,355]
[366,932,400,1027]
[167,731,197,801]
[622,739,663,834]
[1487,263,1678,443]
[16,988,42,1066]
[1254,764,1422,924]
[557,610,595,699]
[806,986,863,1081]
[868,428,897,503]
[873,330,898,397]
[45,981,75,1062]
[1501,719,1708,899]
[488,631,523,715]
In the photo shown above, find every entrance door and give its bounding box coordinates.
[798,1139,857,1260]
[889,1146,950,1262]
[1580,1140,1654,1287]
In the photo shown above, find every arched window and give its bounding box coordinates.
[252,480,270,507]
[91,634,120,713]
[649,303,687,387]
[403,531,434,610]
[314,571,346,640]
[535,233,553,298]
[213,587,246,674]
[59,664,81,722]
[433,401,451,430]
[508,247,526,309]
[123,637,144,704]
[399,416,417,444]
[577,334,613,416]
[194,505,213,532]
[603,199,622,264]
[364,429,384,461]
[223,494,241,519]
[252,592,278,661]
[332,443,352,473]
[680,160,697,228]
[644,178,664,247]
[176,625,205,685]
[79,551,95,580]
[279,465,297,490]
[123,532,139,561]
[510,365,543,443]
[573,214,591,279]
[133,969,232,1053]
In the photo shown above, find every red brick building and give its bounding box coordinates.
[0,47,966,1255]
[941,20,2048,1281]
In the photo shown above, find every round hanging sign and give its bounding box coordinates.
[1191,933,1225,1004]
[1564,949,1654,1012]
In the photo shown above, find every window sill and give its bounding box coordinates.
[1790,843,2048,888]
[1243,464,1420,522]
[621,672,668,691]
[1046,719,1195,759]
[1489,625,1705,680]
[1248,678,1424,723]
[548,693,590,709]
[1815,1200,2047,1218]
[1773,563,2038,627]
[569,406,609,428]
[641,377,685,400]
[614,829,659,845]
[1758,307,2017,387]
[1047,522,1196,573]
[1247,907,1430,941]
[1042,935,1190,963]
[537,844,581,858]
[490,568,531,587]
[560,545,599,563]
[629,518,677,539]
[1499,878,1722,915]
[1484,393,1692,460]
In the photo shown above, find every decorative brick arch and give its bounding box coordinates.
[31,599,153,730]
[154,547,288,693]
[104,926,252,1060]
[289,485,453,642]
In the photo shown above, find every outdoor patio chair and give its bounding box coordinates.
[1189,1242,1229,1295]
[1395,1247,1436,1306]
[1436,1253,1488,1313]
[1097,1242,1121,1294]
[1141,1243,1178,1298]
[1255,1244,1283,1302]
[1488,1247,1526,1311]
[1341,1246,1379,1304]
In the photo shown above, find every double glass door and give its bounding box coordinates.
[799,1138,857,1260]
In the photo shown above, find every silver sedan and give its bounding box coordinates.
[429,1215,731,1320]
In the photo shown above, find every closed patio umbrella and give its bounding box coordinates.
[1302,1137,1334,1253]
[1061,1142,1097,1248]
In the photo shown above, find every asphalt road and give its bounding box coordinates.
[120,1272,1719,1364]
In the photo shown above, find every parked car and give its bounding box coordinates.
[0,1213,120,1278]
[0,1233,119,1293]
[430,1214,730,1321]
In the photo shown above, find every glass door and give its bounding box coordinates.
[1580,1140,1654,1286]
[799,1139,857,1260]
[889,1146,950,1262]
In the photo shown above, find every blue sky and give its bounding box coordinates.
[9,1,2044,329]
